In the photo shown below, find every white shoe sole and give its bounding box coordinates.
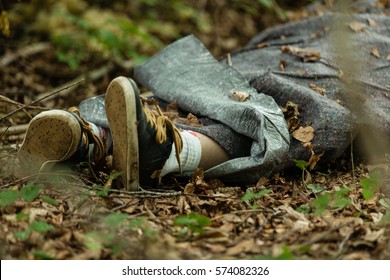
[15,110,82,178]
[105,77,139,191]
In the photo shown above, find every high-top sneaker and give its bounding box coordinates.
[14,108,109,178]
[105,76,183,190]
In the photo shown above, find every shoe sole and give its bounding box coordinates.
[105,77,139,191]
[15,110,81,178]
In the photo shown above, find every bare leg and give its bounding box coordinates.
[193,131,229,170]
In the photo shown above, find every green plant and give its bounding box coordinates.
[311,187,351,215]
[14,220,55,241]
[173,212,211,234]
[360,171,382,201]
[242,189,272,209]
[293,159,309,186]
[0,183,46,207]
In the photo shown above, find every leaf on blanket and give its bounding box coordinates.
[367,18,377,27]
[309,83,326,95]
[292,126,314,143]
[281,45,320,62]
[281,101,300,133]
[349,22,367,32]
[370,47,380,59]
[231,91,250,102]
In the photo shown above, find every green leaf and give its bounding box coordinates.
[296,205,311,214]
[29,220,55,234]
[361,171,382,201]
[293,159,309,171]
[257,0,273,9]
[14,228,32,240]
[16,212,29,221]
[21,183,42,202]
[174,212,211,234]
[31,250,54,260]
[41,195,60,206]
[242,189,272,203]
[85,231,103,250]
[0,189,19,206]
[102,213,128,228]
[307,184,324,194]
[311,193,331,215]
[332,188,351,209]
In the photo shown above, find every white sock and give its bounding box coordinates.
[160,130,202,177]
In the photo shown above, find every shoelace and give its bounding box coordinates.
[140,97,183,172]
[68,107,106,164]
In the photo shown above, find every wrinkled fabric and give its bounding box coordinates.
[134,35,290,183]
[230,12,390,162]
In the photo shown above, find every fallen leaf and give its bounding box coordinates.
[309,83,326,95]
[291,126,314,143]
[371,47,380,58]
[257,42,267,48]
[281,101,300,132]
[349,22,367,32]
[231,91,250,102]
[226,239,255,256]
[308,150,324,170]
[279,60,286,71]
[386,55,390,61]
[367,18,377,27]
[281,45,321,62]
[363,228,384,242]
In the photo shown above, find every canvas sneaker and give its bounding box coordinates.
[105,76,183,190]
[14,108,108,178]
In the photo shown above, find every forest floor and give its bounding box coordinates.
[0,0,390,260]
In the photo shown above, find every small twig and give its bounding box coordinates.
[226,53,232,66]
[0,79,84,121]
[0,94,48,111]
[0,95,33,119]
[0,124,28,135]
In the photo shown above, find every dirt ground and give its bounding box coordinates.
[1,0,390,260]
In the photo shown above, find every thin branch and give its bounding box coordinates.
[0,79,84,121]
[0,124,28,135]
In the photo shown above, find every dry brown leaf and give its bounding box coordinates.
[281,45,321,62]
[363,228,385,242]
[308,150,324,170]
[281,101,300,132]
[309,83,326,95]
[367,18,377,27]
[291,126,314,143]
[349,21,367,32]
[279,205,309,222]
[257,42,267,48]
[279,60,286,71]
[292,220,311,232]
[386,54,390,61]
[231,91,250,102]
[226,239,255,256]
[371,47,380,58]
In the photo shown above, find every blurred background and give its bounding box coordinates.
[0,0,324,107]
